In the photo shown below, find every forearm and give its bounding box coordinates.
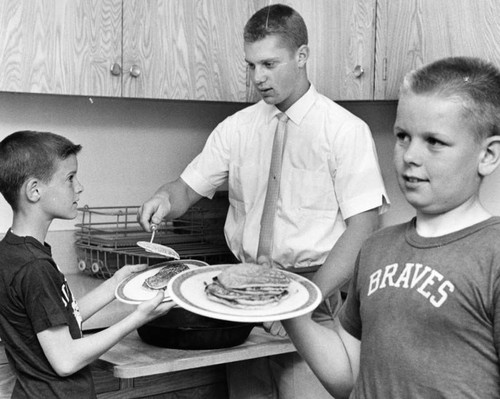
[39,294,172,376]
[47,311,146,376]
[77,277,116,321]
[282,316,356,398]
[313,209,379,298]
[152,178,202,220]
[77,264,158,321]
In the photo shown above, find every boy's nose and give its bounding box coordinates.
[75,178,84,193]
[402,142,422,165]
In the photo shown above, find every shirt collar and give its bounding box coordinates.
[266,83,318,125]
[6,229,52,257]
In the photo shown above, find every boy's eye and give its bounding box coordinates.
[264,62,276,68]
[426,136,445,147]
[395,131,410,143]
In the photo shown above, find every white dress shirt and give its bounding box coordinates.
[181,85,389,269]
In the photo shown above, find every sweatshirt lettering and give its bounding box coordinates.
[367,263,455,307]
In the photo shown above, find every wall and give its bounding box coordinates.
[1,92,500,273]
[0,92,247,230]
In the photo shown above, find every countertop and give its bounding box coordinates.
[98,327,296,379]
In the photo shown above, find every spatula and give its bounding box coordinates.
[137,224,180,260]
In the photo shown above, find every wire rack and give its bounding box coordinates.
[74,204,236,279]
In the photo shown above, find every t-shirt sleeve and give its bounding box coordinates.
[17,261,70,333]
[331,119,389,219]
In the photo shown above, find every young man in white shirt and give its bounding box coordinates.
[138,4,388,398]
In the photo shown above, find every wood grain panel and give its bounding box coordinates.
[375,0,500,99]
[0,0,122,96]
[94,364,227,399]
[123,0,261,101]
[279,0,376,100]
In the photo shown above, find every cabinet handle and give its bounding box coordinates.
[110,63,122,76]
[129,65,141,78]
[353,65,364,78]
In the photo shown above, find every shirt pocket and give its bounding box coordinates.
[228,163,260,214]
[285,166,337,212]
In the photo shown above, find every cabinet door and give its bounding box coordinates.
[375,0,500,100]
[0,0,122,96]
[272,0,376,101]
[123,0,260,101]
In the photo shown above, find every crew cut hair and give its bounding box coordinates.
[244,4,308,51]
[0,130,82,211]
[400,56,500,141]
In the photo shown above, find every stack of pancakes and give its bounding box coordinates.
[205,264,291,309]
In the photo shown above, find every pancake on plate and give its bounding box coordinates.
[205,264,291,309]
[143,263,190,290]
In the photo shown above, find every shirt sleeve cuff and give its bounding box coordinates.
[341,192,390,220]
[181,165,218,199]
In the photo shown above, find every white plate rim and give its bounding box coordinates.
[115,260,207,305]
[166,264,323,322]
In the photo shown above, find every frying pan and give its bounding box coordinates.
[137,307,255,349]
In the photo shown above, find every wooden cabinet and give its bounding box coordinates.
[0,0,378,101]
[1,0,500,101]
[91,360,228,399]
[0,0,260,101]
[292,0,500,101]
[0,0,122,97]
[122,0,259,101]
[281,0,376,101]
[374,0,500,99]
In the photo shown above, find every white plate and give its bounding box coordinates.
[166,264,323,323]
[115,260,208,305]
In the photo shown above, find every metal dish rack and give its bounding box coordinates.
[75,204,236,279]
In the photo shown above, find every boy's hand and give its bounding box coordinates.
[263,320,288,337]
[136,291,175,323]
[112,263,149,284]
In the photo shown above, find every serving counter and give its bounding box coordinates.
[93,328,295,398]
[64,273,298,398]
[100,327,294,379]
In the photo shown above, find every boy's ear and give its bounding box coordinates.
[25,178,41,203]
[478,136,500,177]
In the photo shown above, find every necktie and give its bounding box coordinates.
[257,113,289,264]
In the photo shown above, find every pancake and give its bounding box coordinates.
[143,263,189,290]
[205,263,290,309]
[217,263,290,289]
[206,291,287,309]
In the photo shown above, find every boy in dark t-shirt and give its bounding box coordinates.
[282,57,500,398]
[0,131,174,398]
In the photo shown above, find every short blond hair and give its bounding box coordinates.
[400,57,500,142]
